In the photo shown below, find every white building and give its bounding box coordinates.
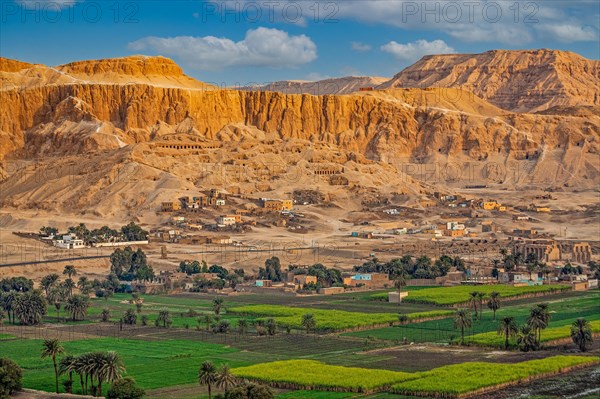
[216,216,236,226]
[54,234,85,249]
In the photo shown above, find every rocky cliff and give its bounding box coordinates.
[238,76,389,95]
[0,53,598,215]
[378,49,600,113]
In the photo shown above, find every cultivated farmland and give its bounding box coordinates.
[398,285,571,305]
[232,360,416,392]
[228,304,453,331]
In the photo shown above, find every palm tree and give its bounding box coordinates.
[65,295,90,321]
[77,277,91,295]
[1,291,17,324]
[301,313,317,335]
[202,314,213,331]
[468,292,479,319]
[487,292,501,320]
[497,316,518,349]
[198,361,218,399]
[41,273,60,297]
[48,287,66,323]
[63,279,76,298]
[15,290,47,325]
[63,265,77,279]
[394,274,407,304]
[237,319,248,335]
[570,318,593,352]
[517,325,537,352]
[216,365,237,393]
[477,292,486,319]
[212,298,224,316]
[59,355,76,394]
[96,351,125,397]
[453,309,472,345]
[528,304,551,348]
[41,339,65,393]
[156,309,171,327]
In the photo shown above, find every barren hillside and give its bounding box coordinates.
[378,49,600,113]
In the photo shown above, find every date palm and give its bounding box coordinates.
[65,294,90,321]
[63,265,77,279]
[198,361,218,399]
[63,278,76,298]
[41,339,64,393]
[528,304,551,348]
[58,355,76,394]
[96,351,125,397]
[517,325,537,352]
[571,318,593,352]
[497,316,518,349]
[453,309,472,345]
[487,292,501,320]
[477,292,486,319]
[467,292,479,319]
[394,273,407,304]
[216,365,237,392]
[48,286,66,323]
[15,290,47,325]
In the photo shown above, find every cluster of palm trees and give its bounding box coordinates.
[41,339,125,397]
[495,305,593,352]
[495,304,550,351]
[454,291,502,344]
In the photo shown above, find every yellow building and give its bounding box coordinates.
[483,201,501,210]
[536,207,551,213]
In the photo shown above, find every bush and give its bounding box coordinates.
[0,358,23,399]
[106,377,145,399]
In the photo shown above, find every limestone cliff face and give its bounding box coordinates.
[378,49,600,113]
[1,54,599,183]
[2,81,597,161]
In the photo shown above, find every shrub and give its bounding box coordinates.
[0,358,23,399]
[106,377,145,399]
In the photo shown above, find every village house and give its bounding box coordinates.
[53,234,85,249]
[293,274,318,289]
[261,198,293,211]
[161,201,181,212]
[343,273,391,289]
[216,215,238,226]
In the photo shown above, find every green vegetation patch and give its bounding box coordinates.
[402,285,570,305]
[233,360,415,392]
[228,305,452,331]
[391,356,599,397]
[468,320,600,347]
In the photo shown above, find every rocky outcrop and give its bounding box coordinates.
[238,76,389,95]
[378,49,600,113]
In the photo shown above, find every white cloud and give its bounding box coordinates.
[381,39,455,62]
[128,27,317,70]
[535,24,598,42]
[351,42,371,52]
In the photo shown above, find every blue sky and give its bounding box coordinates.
[1,0,599,85]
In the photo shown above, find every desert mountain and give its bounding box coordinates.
[238,76,389,95]
[0,53,598,217]
[378,49,600,113]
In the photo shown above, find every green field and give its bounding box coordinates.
[232,360,416,392]
[228,304,452,331]
[468,320,600,347]
[399,284,571,305]
[346,291,600,343]
[391,356,600,397]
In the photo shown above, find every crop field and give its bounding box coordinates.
[228,304,453,331]
[467,320,600,347]
[346,291,600,343]
[400,285,571,305]
[232,360,417,392]
[391,356,600,397]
